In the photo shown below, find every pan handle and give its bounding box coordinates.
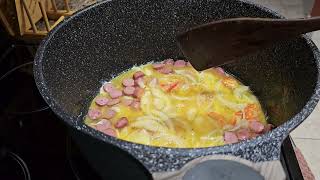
[152,155,286,180]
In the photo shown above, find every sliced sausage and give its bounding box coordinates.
[158,66,173,74]
[174,60,186,68]
[216,67,225,75]
[122,78,135,87]
[95,119,112,131]
[263,124,274,133]
[133,87,144,98]
[95,97,109,106]
[123,86,135,95]
[163,59,174,65]
[107,98,120,106]
[102,128,117,137]
[103,83,115,93]
[152,63,165,70]
[249,121,265,133]
[115,117,128,129]
[122,98,134,106]
[88,109,101,120]
[108,89,123,99]
[135,77,145,88]
[133,71,145,80]
[224,132,238,144]
[105,109,116,119]
[236,129,250,140]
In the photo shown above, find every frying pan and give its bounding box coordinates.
[34,0,320,179]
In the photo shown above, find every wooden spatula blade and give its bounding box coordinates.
[177,17,320,71]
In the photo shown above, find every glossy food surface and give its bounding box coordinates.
[85,59,270,148]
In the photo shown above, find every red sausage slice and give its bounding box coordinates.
[103,83,115,93]
[174,60,186,68]
[216,67,225,75]
[95,119,112,131]
[133,71,145,79]
[123,86,135,95]
[122,78,135,87]
[115,117,128,129]
[95,97,109,106]
[109,90,123,99]
[88,109,101,120]
[107,98,120,106]
[236,129,250,140]
[163,59,174,65]
[249,121,265,133]
[158,66,173,74]
[102,128,117,137]
[152,63,165,70]
[224,132,238,144]
[122,98,134,106]
[105,109,116,119]
[133,87,144,98]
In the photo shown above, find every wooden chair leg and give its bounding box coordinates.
[51,0,58,12]
[22,0,38,33]
[64,0,71,12]
[39,0,51,31]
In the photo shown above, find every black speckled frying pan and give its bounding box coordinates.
[33,0,320,179]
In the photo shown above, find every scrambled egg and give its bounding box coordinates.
[85,62,266,148]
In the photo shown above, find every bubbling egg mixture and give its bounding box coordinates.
[84,59,273,148]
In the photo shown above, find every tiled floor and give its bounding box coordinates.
[248,0,320,179]
[291,103,320,179]
[292,28,320,179]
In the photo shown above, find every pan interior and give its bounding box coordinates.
[37,0,318,131]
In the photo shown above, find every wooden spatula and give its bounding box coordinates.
[177,17,320,71]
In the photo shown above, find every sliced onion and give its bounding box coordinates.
[153,98,165,110]
[151,110,175,132]
[216,94,246,111]
[173,119,192,132]
[130,119,168,132]
[174,70,198,83]
[234,85,249,98]
[127,129,151,145]
[196,94,215,111]
[171,94,193,101]
[140,91,152,114]
[206,129,223,137]
[187,108,197,121]
[135,115,166,126]
[153,133,186,147]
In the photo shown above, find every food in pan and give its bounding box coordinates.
[84,59,273,148]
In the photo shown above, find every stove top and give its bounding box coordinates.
[0,41,304,180]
